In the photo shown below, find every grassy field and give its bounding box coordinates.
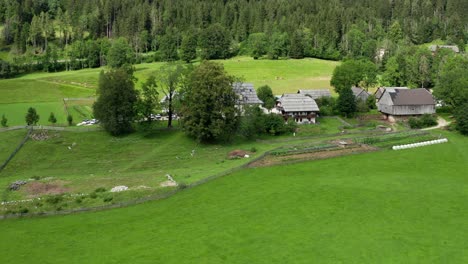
[0,57,337,125]
[0,130,466,263]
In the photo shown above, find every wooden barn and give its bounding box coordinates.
[276,94,320,123]
[377,88,436,117]
[374,87,408,102]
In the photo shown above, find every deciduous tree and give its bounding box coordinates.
[93,68,138,135]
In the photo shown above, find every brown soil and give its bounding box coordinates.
[25,181,70,197]
[228,150,248,159]
[249,144,378,168]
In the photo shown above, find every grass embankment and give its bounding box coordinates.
[0,57,338,125]
[0,130,466,263]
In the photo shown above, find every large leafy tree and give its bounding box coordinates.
[159,63,193,128]
[199,24,231,60]
[93,68,138,135]
[136,75,159,123]
[337,87,357,117]
[434,56,468,108]
[107,38,134,68]
[181,61,239,142]
[256,85,275,110]
[330,59,377,94]
[180,32,198,63]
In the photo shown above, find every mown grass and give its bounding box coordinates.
[0,130,466,263]
[0,102,68,126]
[0,129,27,162]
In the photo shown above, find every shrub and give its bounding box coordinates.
[250,147,257,153]
[103,196,113,202]
[45,195,64,205]
[19,207,29,214]
[420,114,437,127]
[409,114,437,129]
[178,183,188,190]
[67,114,73,126]
[1,114,7,127]
[94,187,106,193]
[75,197,83,204]
[89,192,98,199]
[356,99,370,113]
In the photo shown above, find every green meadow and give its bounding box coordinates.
[0,130,466,263]
[0,57,337,126]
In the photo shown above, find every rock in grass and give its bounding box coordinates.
[9,180,28,191]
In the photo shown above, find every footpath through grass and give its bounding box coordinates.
[0,130,466,263]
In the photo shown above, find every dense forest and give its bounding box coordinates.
[0,0,467,77]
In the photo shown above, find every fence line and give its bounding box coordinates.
[0,149,274,220]
[0,127,32,172]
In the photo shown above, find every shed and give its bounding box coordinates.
[377,88,436,116]
[276,94,320,123]
[351,87,370,101]
[297,89,332,100]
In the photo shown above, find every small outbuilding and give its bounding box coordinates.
[351,87,370,101]
[429,45,460,54]
[377,88,436,117]
[276,94,320,123]
[297,89,332,100]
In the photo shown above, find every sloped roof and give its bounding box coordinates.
[387,88,435,106]
[278,94,320,112]
[232,83,263,105]
[429,45,460,53]
[375,87,408,100]
[297,89,332,99]
[351,87,369,97]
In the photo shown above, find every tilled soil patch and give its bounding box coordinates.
[249,144,378,168]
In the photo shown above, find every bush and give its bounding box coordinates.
[45,195,64,205]
[67,114,73,126]
[316,97,337,116]
[408,114,437,129]
[250,147,257,153]
[94,187,106,193]
[103,196,113,202]
[89,192,98,199]
[1,114,7,127]
[75,197,83,204]
[356,99,369,113]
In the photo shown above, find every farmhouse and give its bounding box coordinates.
[232,83,263,106]
[374,87,408,102]
[276,94,320,123]
[351,87,370,101]
[377,88,436,117]
[297,89,332,99]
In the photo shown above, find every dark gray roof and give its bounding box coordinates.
[232,83,263,105]
[297,89,332,99]
[387,88,435,106]
[375,87,408,100]
[351,87,369,97]
[278,94,320,112]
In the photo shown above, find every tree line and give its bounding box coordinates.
[1,0,467,77]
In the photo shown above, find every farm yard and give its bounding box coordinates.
[0,57,466,264]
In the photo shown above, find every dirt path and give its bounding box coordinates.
[422,117,450,130]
